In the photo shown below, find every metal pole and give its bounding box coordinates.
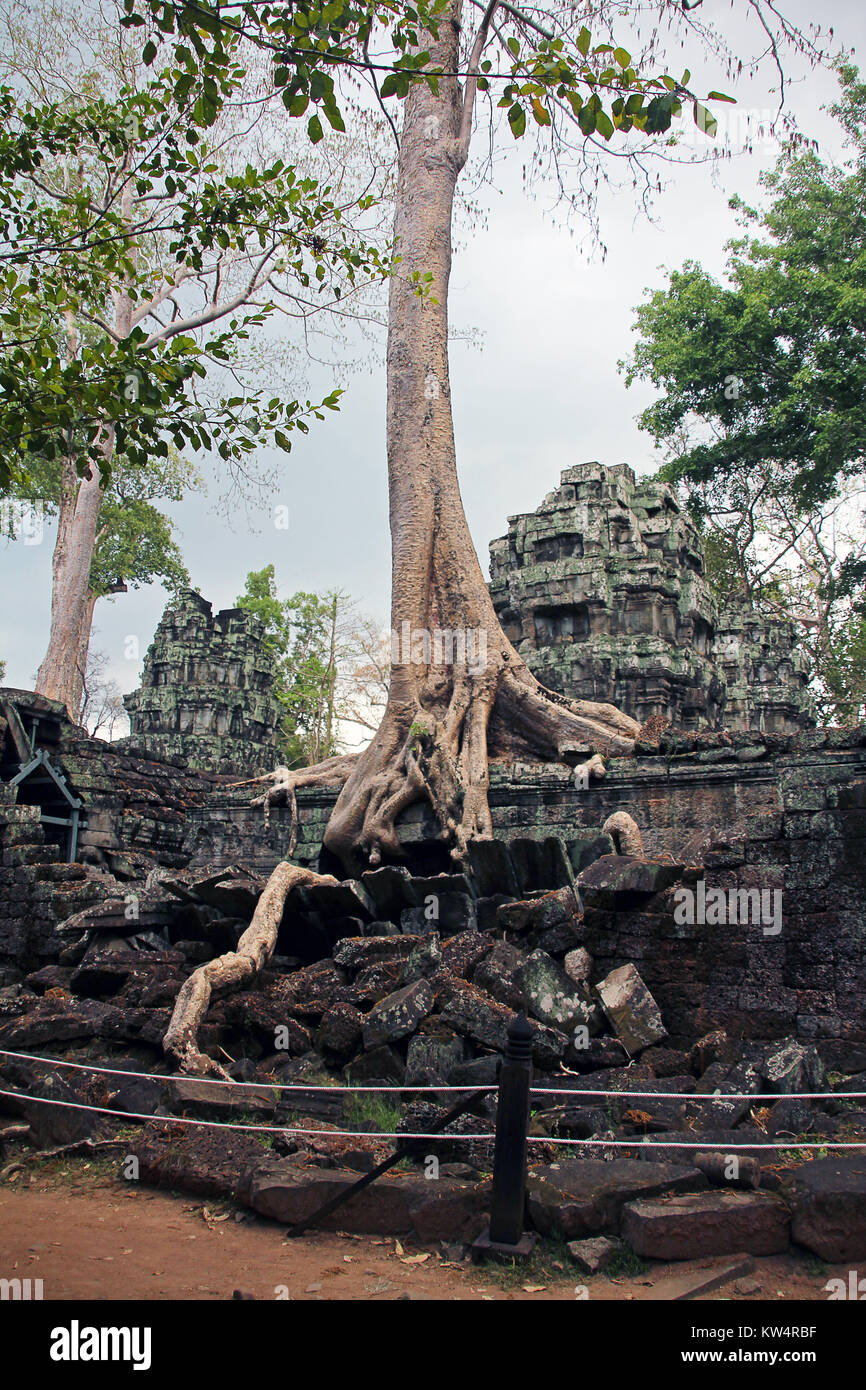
[472,1011,536,1262]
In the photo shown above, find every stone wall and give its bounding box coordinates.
[57,733,221,874]
[122,588,284,775]
[489,462,812,733]
[182,728,866,1052]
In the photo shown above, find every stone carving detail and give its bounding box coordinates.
[489,462,812,733]
[122,588,283,774]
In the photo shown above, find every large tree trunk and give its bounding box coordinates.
[36,182,134,723]
[323,1,639,870]
[35,448,109,722]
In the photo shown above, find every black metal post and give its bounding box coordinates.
[472,1011,536,1262]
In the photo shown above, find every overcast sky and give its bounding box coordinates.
[2,0,863,704]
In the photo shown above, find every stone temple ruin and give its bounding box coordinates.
[489,462,812,734]
[122,587,284,776]
[0,466,864,1268]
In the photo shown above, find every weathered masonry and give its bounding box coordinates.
[489,462,812,733]
[122,587,284,775]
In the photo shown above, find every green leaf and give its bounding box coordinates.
[576,26,591,58]
[308,114,324,144]
[577,104,597,136]
[507,102,526,138]
[142,40,157,65]
[596,110,614,140]
[380,73,402,98]
[693,102,718,138]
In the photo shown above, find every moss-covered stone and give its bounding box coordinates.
[121,588,283,775]
[489,461,812,733]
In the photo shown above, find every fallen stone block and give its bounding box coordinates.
[130,1122,268,1199]
[314,1003,364,1064]
[518,950,594,1033]
[440,930,492,979]
[595,963,666,1055]
[400,933,443,985]
[405,1031,466,1087]
[759,1040,824,1095]
[630,1128,770,1166]
[361,979,434,1049]
[566,1235,623,1274]
[192,865,266,917]
[243,1162,487,1240]
[767,1096,815,1137]
[360,866,416,919]
[577,855,684,906]
[344,1044,405,1086]
[494,889,583,945]
[170,1078,280,1119]
[621,1190,790,1259]
[473,941,526,1010]
[789,1155,866,1262]
[300,878,376,923]
[526,1158,705,1239]
[401,894,476,937]
[332,939,419,973]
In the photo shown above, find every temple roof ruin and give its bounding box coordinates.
[488,461,813,734]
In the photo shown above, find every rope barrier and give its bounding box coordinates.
[530,1086,866,1101]
[3,1087,863,1151]
[1,1049,863,1103]
[0,1088,495,1142]
[526,1135,866,1150]
[3,1081,864,1154]
[0,1049,490,1093]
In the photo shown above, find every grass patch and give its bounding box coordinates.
[477,1236,650,1290]
[478,1237,575,1290]
[604,1245,651,1278]
[344,1094,403,1134]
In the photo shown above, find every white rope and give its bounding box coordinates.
[0,1088,494,1141]
[527,1135,866,1150]
[1,1050,862,1103]
[2,1088,859,1152]
[0,1050,490,1093]
[530,1087,866,1101]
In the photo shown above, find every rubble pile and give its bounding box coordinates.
[1,832,865,1259]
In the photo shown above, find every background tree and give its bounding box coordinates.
[0,0,390,718]
[79,646,128,738]
[237,565,386,764]
[623,61,866,725]
[3,448,196,717]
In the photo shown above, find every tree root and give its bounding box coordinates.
[602,811,645,856]
[163,863,339,1077]
[0,1136,129,1183]
[324,659,642,871]
[250,754,358,855]
[573,753,607,785]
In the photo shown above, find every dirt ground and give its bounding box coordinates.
[0,1160,856,1302]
